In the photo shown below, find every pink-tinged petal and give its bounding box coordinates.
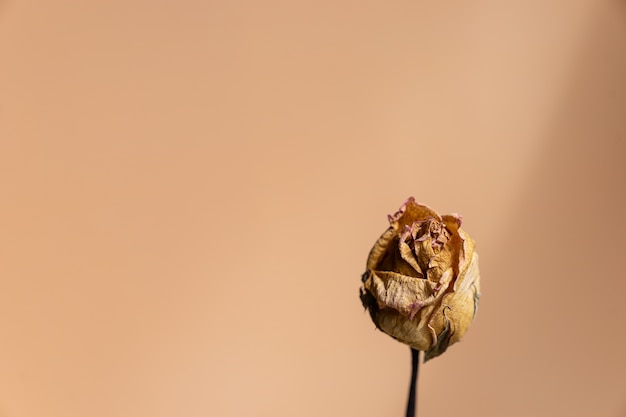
[388,197,442,229]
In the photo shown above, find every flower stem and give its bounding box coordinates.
[405,348,420,417]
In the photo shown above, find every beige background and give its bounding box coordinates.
[1,1,625,416]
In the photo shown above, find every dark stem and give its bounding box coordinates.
[405,348,420,417]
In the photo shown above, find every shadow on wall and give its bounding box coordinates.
[484,1,626,416]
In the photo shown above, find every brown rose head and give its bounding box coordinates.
[360,197,480,361]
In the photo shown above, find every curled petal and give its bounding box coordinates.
[388,197,442,229]
[368,271,437,316]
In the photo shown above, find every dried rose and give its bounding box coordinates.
[360,197,480,361]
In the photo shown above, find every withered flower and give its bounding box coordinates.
[360,197,480,361]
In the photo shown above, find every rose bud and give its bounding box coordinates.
[360,197,480,361]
